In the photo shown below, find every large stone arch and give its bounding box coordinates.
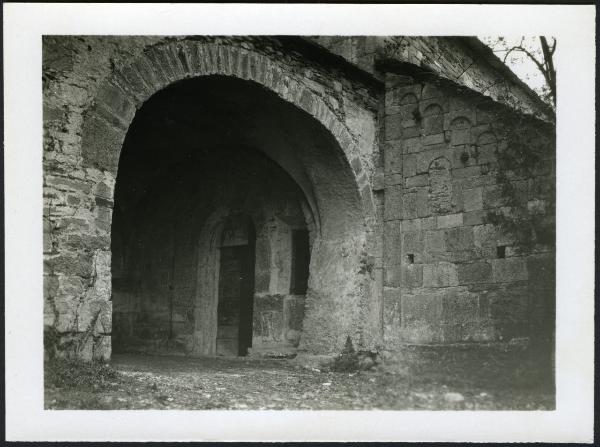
[82,40,374,221]
[82,39,380,354]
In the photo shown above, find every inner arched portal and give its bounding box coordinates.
[111,75,368,357]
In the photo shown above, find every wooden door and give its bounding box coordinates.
[216,245,254,356]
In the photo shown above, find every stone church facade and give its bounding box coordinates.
[43,36,555,361]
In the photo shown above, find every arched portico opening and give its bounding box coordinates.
[93,43,378,357]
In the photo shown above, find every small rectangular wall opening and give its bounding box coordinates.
[290,229,310,294]
[406,253,415,264]
[497,246,506,259]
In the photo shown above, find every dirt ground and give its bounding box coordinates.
[45,346,554,410]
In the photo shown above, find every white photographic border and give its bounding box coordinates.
[4,3,595,442]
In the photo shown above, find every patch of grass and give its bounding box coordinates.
[45,357,122,390]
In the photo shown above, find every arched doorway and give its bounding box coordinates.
[103,57,375,356]
[215,215,256,356]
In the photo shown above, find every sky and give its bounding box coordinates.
[479,36,551,101]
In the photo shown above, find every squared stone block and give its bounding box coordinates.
[457,261,492,284]
[488,286,529,322]
[442,291,479,324]
[422,114,445,135]
[423,262,459,287]
[405,174,428,189]
[463,187,483,212]
[473,224,497,248]
[453,165,482,179]
[463,210,486,226]
[402,264,423,289]
[384,139,403,173]
[436,213,463,229]
[402,192,418,220]
[384,184,403,221]
[385,172,403,187]
[384,114,402,140]
[402,137,422,154]
[415,187,430,217]
[403,154,417,177]
[424,230,446,253]
[383,220,402,267]
[491,258,528,283]
[482,184,506,209]
[384,264,402,288]
[444,226,474,251]
[526,255,555,287]
[450,127,471,146]
[423,133,445,146]
[402,230,423,254]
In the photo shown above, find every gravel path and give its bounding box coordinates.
[45,351,554,410]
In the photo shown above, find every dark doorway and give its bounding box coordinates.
[290,229,310,295]
[216,221,256,356]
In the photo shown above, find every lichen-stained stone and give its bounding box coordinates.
[473,224,497,248]
[77,299,112,334]
[402,192,418,220]
[48,253,94,278]
[93,335,112,361]
[423,262,459,287]
[401,264,423,289]
[457,261,492,284]
[424,229,446,253]
[488,285,529,323]
[445,226,474,252]
[436,213,463,229]
[462,187,483,212]
[399,292,444,343]
[492,258,528,283]
[384,184,403,221]
[441,290,479,324]
[384,139,403,173]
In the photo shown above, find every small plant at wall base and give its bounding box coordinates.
[486,116,556,253]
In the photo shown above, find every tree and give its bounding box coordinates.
[481,36,556,108]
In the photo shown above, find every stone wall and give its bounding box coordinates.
[381,72,555,347]
[43,35,554,361]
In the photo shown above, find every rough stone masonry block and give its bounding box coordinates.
[457,261,492,284]
[491,257,528,283]
[423,262,459,287]
[77,299,112,334]
[81,114,125,173]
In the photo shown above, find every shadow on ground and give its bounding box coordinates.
[45,345,554,410]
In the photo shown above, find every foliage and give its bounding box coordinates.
[481,36,556,108]
[485,117,555,252]
[45,357,121,390]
